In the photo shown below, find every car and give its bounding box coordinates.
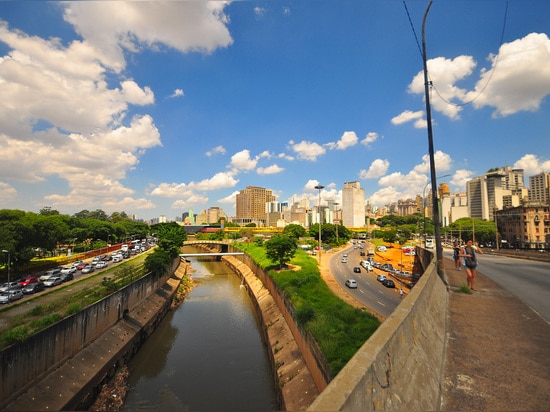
[382,279,396,288]
[343,253,348,257]
[18,276,39,287]
[59,272,73,282]
[353,267,361,273]
[0,289,24,303]
[377,246,387,252]
[112,255,122,263]
[76,262,87,270]
[22,281,45,294]
[345,279,358,289]
[0,281,22,292]
[44,277,62,287]
[39,268,62,281]
[95,261,107,269]
[72,260,84,267]
[341,258,348,263]
[360,251,365,256]
[61,266,76,275]
[376,274,387,282]
[81,264,95,274]
[102,254,112,261]
[91,257,101,266]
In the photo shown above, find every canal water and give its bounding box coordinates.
[121,254,278,411]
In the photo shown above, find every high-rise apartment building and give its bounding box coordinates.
[235,186,276,226]
[529,172,550,204]
[342,181,365,228]
[467,167,524,221]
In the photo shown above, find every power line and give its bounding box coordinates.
[403,0,509,108]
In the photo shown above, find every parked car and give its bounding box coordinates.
[95,261,107,269]
[61,266,76,275]
[59,272,74,282]
[22,281,45,294]
[353,266,361,273]
[0,281,22,292]
[376,274,387,282]
[0,289,24,303]
[39,268,62,281]
[345,279,358,289]
[44,277,62,287]
[81,264,95,274]
[18,276,39,287]
[382,279,396,288]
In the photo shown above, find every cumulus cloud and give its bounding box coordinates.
[391,110,424,126]
[288,139,326,161]
[62,2,233,72]
[0,181,17,202]
[230,149,257,171]
[325,131,358,150]
[513,154,550,176]
[150,172,238,198]
[409,55,476,120]
[172,194,209,209]
[359,159,390,179]
[467,33,550,117]
[169,88,185,98]
[257,164,284,175]
[412,151,453,174]
[361,132,379,146]
[218,190,240,204]
[206,145,226,157]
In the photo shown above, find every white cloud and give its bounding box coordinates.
[206,145,226,157]
[513,154,550,176]
[391,110,424,125]
[451,169,475,189]
[409,55,476,120]
[0,181,17,202]
[172,194,209,209]
[257,164,284,175]
[467,33,550,117]
[62,2,233,72]
[218,190,240,204]
[230,149,257,171]
[288,140,326,161]
[325,131,358,150]
[169,89,185,98]
[150,172,238,198]
[412,151,453,174]
[361,132,379,146]
[359,159,390,179]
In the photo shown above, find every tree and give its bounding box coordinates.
[265,234,298,269]
[283,224,306,239]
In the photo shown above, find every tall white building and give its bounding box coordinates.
[342,181,365,228]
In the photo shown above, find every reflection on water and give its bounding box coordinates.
[122,254,278,411]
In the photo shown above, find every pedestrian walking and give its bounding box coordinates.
[452,240,461,271]
[399,289,404,299]
[459,239,483,291]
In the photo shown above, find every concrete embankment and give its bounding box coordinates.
[3,262,187,411]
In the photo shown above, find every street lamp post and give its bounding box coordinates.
[423,173,452,244]
[314,184,324,264]
[333,202,339,245]
[2,250,10,291]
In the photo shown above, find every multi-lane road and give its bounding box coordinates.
[329,244,550,323]
[442,248,550,322]
[329,245,402,318]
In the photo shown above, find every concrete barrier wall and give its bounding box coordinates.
[0,265,176,407]
[308,256,448,411]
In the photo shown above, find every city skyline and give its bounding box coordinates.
[1,1,549,221]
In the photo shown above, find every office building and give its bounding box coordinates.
[235,186,276,226]
[342,181,365,228]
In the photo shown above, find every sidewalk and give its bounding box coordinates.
[441,256,550,410]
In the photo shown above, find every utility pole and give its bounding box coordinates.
[422,0,445,281]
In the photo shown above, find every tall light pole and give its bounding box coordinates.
[314,184,324,264]
[422,0,446,279]
[333,202,339,245]
[2,250,10,291]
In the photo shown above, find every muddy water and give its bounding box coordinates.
[121,255,278,411]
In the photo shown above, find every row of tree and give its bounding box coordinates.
[0,208,150,273]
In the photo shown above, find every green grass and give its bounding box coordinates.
[457,284,473,294]
[236,242,380,377]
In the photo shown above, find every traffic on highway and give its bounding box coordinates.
[329,242,405,318]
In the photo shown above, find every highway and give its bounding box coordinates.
[442,248,550,323]
[329,244,402,318]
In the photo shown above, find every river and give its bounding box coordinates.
[121,254,278,411]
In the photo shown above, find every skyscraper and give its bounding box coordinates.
[235,186,276,226]
[342,181,365,228]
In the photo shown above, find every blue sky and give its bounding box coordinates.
[0,1,549,221]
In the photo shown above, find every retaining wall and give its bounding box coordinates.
[0,260,180,409]
[307,254,448,411]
